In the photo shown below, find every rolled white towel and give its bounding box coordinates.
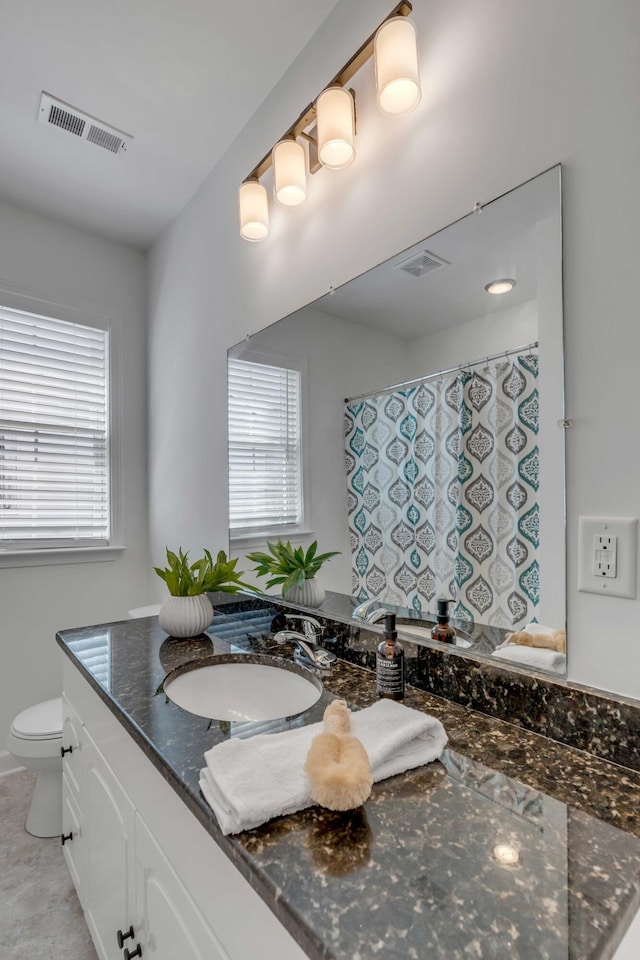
[491,644,566,673]
[199,699,447,835]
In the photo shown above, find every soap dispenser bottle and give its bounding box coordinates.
[376,613,404,700]
[431,599,456,644]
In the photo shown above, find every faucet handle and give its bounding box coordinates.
[352,597,378,621]
[313,648,337,669]
[285,613,322,640]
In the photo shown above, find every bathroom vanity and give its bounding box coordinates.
[57,599,640,960]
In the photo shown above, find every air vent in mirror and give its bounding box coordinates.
[395,250,450,278]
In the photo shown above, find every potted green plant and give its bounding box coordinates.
[154,547,252,638]
[246,540,339,609]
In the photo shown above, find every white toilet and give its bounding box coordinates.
[4,608,159,840]
[6,697,63,838]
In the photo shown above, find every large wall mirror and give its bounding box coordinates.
[228,166,566,677]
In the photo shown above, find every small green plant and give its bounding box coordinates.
[246,540,340,593]
[154,547,252,597]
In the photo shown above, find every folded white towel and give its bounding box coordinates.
[491,644,566,673]
[199,699,447,835]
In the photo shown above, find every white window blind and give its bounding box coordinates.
[228,357,302,533]
[0,304,110,547]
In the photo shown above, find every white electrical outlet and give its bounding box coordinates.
[578,517,638,598]
[593,534,617,577]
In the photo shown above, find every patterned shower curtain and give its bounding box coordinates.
[344,354,539,629]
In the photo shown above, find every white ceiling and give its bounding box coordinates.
[314,167,559,339]
[0,0,340,249]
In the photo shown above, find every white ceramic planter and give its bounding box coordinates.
[283,577,325,609]
[159,594,213,638]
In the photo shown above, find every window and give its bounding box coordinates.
[228,356,302,536]
[0,304,110,549]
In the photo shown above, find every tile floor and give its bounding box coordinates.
[0,770,97,960]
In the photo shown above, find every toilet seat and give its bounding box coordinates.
[10,697,63,741]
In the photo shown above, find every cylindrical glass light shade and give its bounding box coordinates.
[316,86,356,170]
[374,17,421,117]
[238,180,269,242]
[272,139,306,206]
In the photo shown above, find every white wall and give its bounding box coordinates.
[148,0,640,699]
[228,306,407,593]
[405,300,538,380]
[0,199,149,745]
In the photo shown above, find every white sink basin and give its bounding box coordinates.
[163,657,323,722]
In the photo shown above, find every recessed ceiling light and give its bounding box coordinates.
[493,843,520,866]
[485,278,516,295]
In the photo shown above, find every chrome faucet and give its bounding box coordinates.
[352,598,393,624]
[352,597,378,621]
[366,607,392,624]
[273,622,337,673]
[284,613,323,641]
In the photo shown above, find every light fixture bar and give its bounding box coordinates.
[244,0,412,183]
[333,1,412,89]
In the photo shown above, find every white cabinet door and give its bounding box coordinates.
[62,776,84,905]
[135,814,231,960]
[84,733,136,960]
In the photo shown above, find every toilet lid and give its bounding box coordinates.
[11,697,63,740]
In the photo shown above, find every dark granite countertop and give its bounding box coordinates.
[56,599,640,960]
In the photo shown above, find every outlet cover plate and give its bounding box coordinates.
[578,516,638,598]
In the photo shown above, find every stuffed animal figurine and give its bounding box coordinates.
[505,628,566,653]
[304,700,373,811]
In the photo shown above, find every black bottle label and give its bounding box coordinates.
[376,650,405,698]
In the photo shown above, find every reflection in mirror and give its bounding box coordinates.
[228,166,565,677]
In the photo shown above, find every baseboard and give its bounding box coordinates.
[0,750,23,777]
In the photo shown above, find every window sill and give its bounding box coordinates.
[229,529,315,551]
[0,545,127,569]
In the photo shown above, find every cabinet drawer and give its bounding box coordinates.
[62,776,84,905]
[62,695,84,798]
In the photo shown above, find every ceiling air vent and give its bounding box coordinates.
[395,250,450,279]
[38,93,132,155]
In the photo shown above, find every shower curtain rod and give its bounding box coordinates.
[344,341,539,405]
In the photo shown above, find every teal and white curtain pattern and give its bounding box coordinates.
[344,354,539,629]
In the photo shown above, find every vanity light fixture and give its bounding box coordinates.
[316,86,356,170]
[374,17,421,116]
[238,1,419,240]
[273,138,307,206]
[238,180,270,242]
[485,279,517,295]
